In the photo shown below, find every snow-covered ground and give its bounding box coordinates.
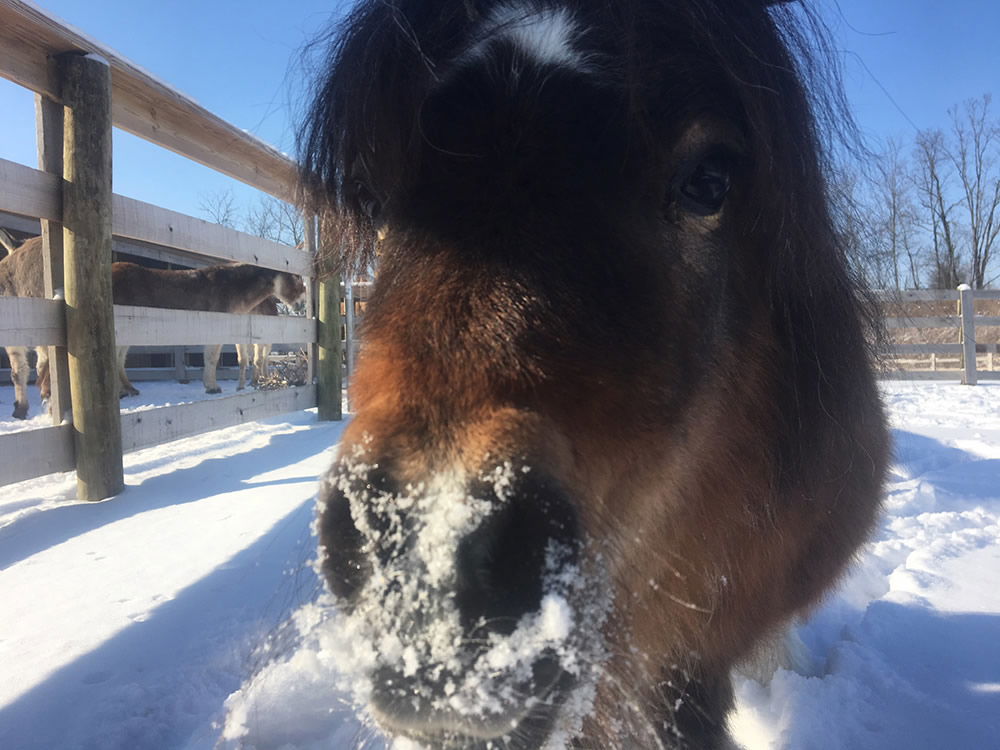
[1,380,998,749]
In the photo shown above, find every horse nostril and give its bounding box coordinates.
[455,476,579,635]
[318,461,398,602]
[318,484,368,601]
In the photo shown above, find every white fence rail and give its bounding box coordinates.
[878,287,1000,384]
[0,297,66,346]
[114,307,315,348]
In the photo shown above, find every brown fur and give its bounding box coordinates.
[302,1,888,747]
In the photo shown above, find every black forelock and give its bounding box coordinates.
[298,0,852,269]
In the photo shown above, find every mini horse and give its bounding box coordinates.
[303,1,889,747]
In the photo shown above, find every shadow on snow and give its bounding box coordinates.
[0,499,324,750]
[0,421,343,571]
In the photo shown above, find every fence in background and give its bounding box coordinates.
[0,0,344,498]
[879,286,1000,385]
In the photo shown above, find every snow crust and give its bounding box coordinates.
[1,380,999,749]
[83,52,111,67]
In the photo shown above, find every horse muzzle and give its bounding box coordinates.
[317,449,604,747]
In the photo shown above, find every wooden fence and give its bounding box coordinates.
[879,286,1000,385]
[0,0,345,498]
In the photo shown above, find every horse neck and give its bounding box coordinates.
[213,266,278,313]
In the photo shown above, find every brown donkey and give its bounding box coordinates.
[303,0,889,747]
[0,235,50,419]
[112,262,305,396]
[232,296,280,392]
[1,235,304,417]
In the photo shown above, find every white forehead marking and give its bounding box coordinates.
[466,4,588,72]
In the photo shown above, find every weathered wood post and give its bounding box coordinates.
[344,274,355,411]
[317,272,344,421]
[60,52,124,499]
[958,284,977,386]
[173,346,188,382]
[35,93,72,425]
[315,215,342,421]
[303,213,317,388]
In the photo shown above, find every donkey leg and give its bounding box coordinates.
[8,346,31,419]
[117,346,140,397]
[235,344,248,391]
[203,344,222,394]
[35,346,51,402]
[257,344,271,382]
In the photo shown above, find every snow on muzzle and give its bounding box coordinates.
[316,448,611,747]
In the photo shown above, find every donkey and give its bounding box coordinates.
[303,1,889,747]
[230,296,279,391]
[1,234,304,417]
[112,262,305,396]
[0,235,51,419]
[0,228,16,260]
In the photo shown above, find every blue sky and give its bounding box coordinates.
[1,0,998,220]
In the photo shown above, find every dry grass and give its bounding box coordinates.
[254,350,310,390]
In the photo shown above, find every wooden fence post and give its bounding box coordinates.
[304,213,317,388]
[61,52,124,500]
[172,346,188,382]
[35,93,72,425]
[958,284,977,386]
[317,273,343,421]
[344,274,355,411]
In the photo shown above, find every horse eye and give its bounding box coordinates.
[677,156,732,216]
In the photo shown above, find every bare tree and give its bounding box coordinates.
[198,188,239,229]
[913,129,964,288]
[828,165,886,287]
[245,195,305,248]
[872,139,922,289]
[198,190,305,250]
[945,95,1000,288]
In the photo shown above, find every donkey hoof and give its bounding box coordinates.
[205,387,222,394]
